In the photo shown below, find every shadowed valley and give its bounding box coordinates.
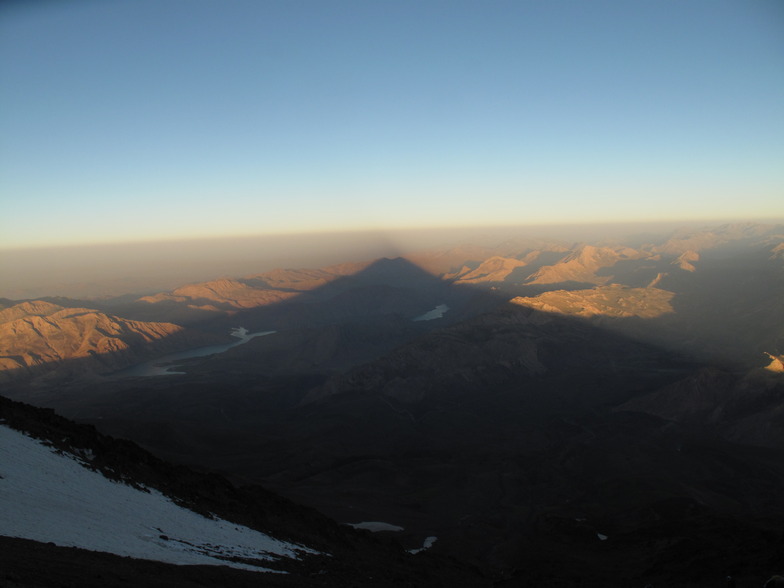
[2,222,784,587]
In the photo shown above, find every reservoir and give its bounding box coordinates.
[113,327,275,377]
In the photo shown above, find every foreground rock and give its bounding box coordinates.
[0,395,490,587]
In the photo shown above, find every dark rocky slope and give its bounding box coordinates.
[0,395,489,587]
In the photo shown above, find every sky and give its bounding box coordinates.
[1,0,783,250]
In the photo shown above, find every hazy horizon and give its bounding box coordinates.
[3,4,784,582]
[1,219,780,300]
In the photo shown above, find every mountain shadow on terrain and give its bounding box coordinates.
[2,255,517,394]
[5,223,782,386]
[0,257,460,384]
[4,227,784,586]
[8,272,784,586]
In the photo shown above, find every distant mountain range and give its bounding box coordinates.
[3,221,781,383]
[2,221,784,586]
[0,300,219,383]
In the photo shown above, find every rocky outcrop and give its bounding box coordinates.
[139,278,298,311]
[244,268,338,291]
[449,256,529,284]
[0,300,65,323]
[305,300,680,406]
[510,285,675,320]
[673,250,699,272]
[764,353,784,373]
[524,245,645,286]
[134,259,413,315]
[654,222,783,255]
[618,368,738,423]
[0,395,490,587]
[618,363,784,449]
[0,301,215,381]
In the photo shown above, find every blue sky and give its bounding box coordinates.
[1,0,782,248]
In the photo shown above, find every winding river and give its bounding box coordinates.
[117,302,446,378]
[114,327,275,377]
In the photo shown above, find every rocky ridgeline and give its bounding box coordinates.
[0,394,490,587]
[0,301,219,382]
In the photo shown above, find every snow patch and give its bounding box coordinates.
[230,326,250,339]
[347,521,404,532]
[0,425,321,572]
[413,304,449,321]
[409,536,437,554]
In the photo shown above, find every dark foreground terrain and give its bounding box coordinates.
[0,395,489,588]
[3,223,784,586]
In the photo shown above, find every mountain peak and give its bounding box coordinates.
[454,256,528,283]
[0,300,211,382]
[0,300,64,324]
[525,245,630,285]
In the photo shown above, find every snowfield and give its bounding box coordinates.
[413,304,449,322]
[0,425,320,572]
[347,521,404,532]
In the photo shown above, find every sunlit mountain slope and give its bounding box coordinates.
[0,301,217,381]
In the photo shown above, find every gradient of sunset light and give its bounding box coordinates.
[1,0,782,249]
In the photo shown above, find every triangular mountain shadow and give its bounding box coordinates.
[223,256,466,331]
[6,255,528,383]
[0,257,507,422]
[4,241,784,586]
[0,258,410,381]
[4,235,781,402]
[17,291,784,587]
[7,221,782,388]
